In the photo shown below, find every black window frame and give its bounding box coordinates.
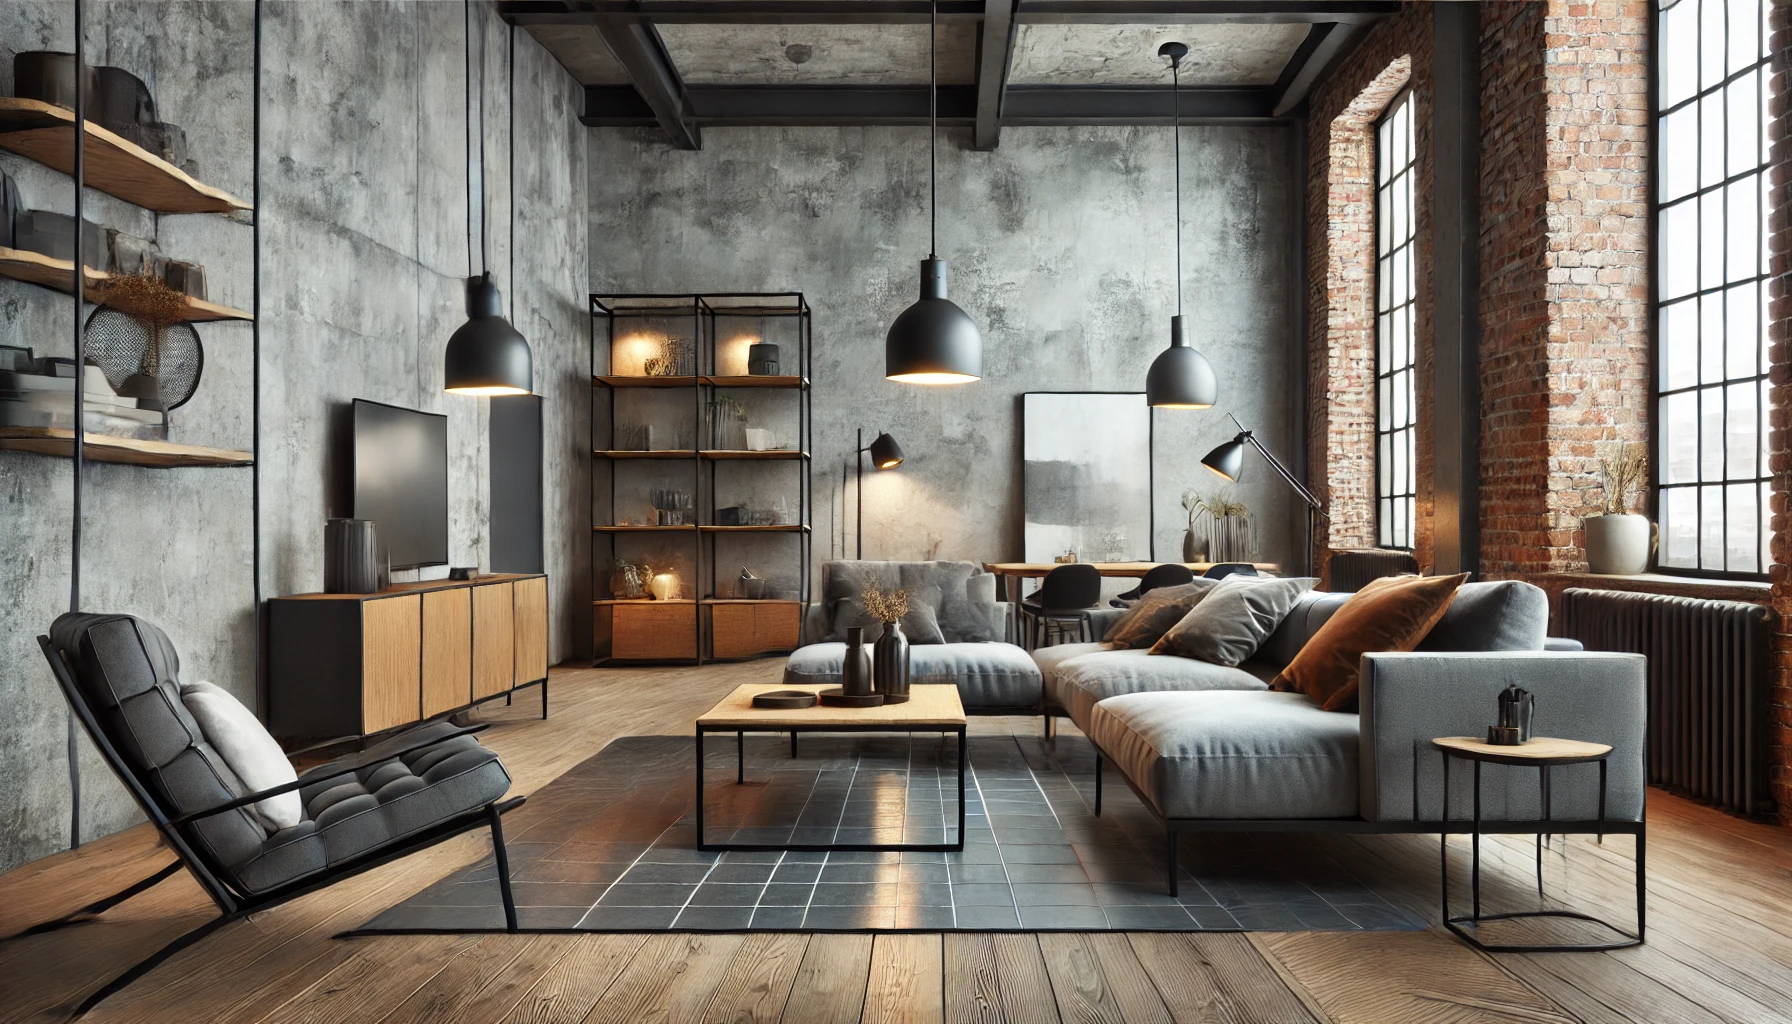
[1374,87,1418,552]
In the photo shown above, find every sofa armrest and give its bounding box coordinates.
[804,602,830,645]
[1358,651,1646,824]
[992,601,1018,644]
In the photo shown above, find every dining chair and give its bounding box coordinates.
[1203,563,1260,580]
[1020,563,1102,650]
[1110,562,1196,607]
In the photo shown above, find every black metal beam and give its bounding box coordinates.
[582,83,1280,127]
[1430,0,1481,575]
[974,0,1018,150]
[591,18,700,148]
[1270,21,1363,116]
[505,1,1399,26]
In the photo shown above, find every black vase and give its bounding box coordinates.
[873,621,911,703]
[842,626,874,697]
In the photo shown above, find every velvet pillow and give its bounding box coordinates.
[1102,580,1219,649]
[1149,577,1318,665]
[1275,572,1470,712]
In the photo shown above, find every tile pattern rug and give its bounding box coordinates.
[354,733,1424,933]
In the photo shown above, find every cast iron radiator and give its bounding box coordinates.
[1559,587,1773,817]
[1329,549,1420,592]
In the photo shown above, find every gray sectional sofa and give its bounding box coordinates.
[1032,581,1647,893]
[784,560,1043,713]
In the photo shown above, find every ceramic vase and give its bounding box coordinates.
[842,627,874,697]
[873,621,911,704]
[1584,513,1651,575]
[648,571,681,600]
[1181,529,1206,562]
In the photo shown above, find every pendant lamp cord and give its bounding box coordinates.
[465,0,489,280]
[1172,55,1182,319]
[929,0,937,258]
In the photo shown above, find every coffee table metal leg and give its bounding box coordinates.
[956,726,967,852]
[694,726,707,850]
[737,730,745,784]
[1440,749,1451,920]
[1094,753,1103,816]
[1471,759,1482,922]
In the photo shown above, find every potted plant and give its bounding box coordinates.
[1583,441,1650,575]
[1185,489,1255,563]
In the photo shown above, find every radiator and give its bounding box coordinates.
[1329,549,1419,592]
[1559,587,1774,817]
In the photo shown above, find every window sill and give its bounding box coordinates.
[1546,571,1771,604]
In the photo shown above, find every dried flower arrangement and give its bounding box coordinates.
[1592,441,1647,516]
[1183,488,1256,562]
[95,269,189,330]
[861,581,911,624]
[1183,488,1252,529]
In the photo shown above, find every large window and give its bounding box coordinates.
[1375,90,1416,550]
[1655,0,1771,576]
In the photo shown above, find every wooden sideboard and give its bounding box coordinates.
[268,573,549,742]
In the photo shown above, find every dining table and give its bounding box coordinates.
[981,561,1281,602]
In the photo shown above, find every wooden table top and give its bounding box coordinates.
[982,561,1279,578]
[1432,736,1613,766]
[697,683,966,729]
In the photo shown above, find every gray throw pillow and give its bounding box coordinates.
[1416,579,1548,652]
[833,584,947,644]
[1150,577,1319,666]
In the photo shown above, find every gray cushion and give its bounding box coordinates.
[1416,580,1549,652]
[784,641,1042,710]
[1087,690,1359,819]
[819,561,1001,643]
[832,583,948,645]
[1032,641,1111,711]
[1052,650,1267,734]
[1151,577,1318,665]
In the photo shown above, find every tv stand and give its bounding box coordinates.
[266,573,549,743]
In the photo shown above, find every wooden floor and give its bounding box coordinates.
[3,661,1790,1024]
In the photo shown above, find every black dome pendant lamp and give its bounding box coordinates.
[885,0,981,385]
[1145,41,1217,410]
[446,0,532,397]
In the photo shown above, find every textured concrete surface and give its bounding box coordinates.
[0,1,589,873]
[658,24,978,85]
[1008,24,1309,85]
[587,125,1298,597]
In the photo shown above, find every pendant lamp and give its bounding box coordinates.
[446,0,532,396]
[885,0,981,385]
[1145,42,1216,410]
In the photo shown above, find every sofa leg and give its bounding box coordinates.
[1165,829,1179,897]
[489,803,519,933]
[1094,753,1102,815]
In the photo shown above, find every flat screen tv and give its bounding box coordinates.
[352,399,448,570]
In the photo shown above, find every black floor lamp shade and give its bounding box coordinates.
[886,258,982,384]
[868,431,904,469]
[1200,434,1245,481]
[445,275,532,396]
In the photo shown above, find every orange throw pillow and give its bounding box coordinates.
[1275,573,1469,712]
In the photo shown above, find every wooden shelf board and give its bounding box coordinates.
[0,427,251,467]
[593,598,695,605]
[593,374,696,388]
[592,524,699,532]
[0,98,251,214]
[703,375,808,389]
[594,449,698,460]
[700,524,810,533]
[0,247,252,323]
[700,598,804,605]
[700,449,809,461]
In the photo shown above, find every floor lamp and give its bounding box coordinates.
[843,429,903,558]
[1200,413,1327,577]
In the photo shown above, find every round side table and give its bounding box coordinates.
[1433,735,1644,952]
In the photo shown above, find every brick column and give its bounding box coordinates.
[1766,0,1792,821]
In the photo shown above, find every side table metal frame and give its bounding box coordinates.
[695,722,967,853]
[1440,745,1645,952]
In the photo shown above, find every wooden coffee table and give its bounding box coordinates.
[694,683,967,852]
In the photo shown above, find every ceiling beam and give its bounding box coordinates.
[504,1,1399,26]
[591,19,701,149]
[973,0,1018,150]
[581,83,1280,128]
[1269,20,1363,115]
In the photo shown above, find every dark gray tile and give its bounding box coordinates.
[810,882,898,906]
[719,850,785,864]
[1334,903,1425,930]
[951,904,1022,929]
[897,862,950,883]
[1001,845,1081,865]
[1100,905,1202,929]
[689,883,764,907]
[897,883,954,907]
[674,905,756,929]
[750,905,808,929]
[949,883,1017,907]
[819,863,901,884]
[597,884,697,907]
[619,862,713,885]
[509,882,611,908]
[1185,905,1245,929]
[512,860,633,885]
[1093,883,1180,907]
[520,906,593,929]
[825,851,903,865]
[578,905,683,929]
[893,905,959,929]
[1013,883,1098,907]
[1003,862,1088,884]
[1019,905,1109,929]
[949,863,1010,884]
[803,904,897,929]
[770,861,823,884]
[703,862,776,884]
[758,883,814,906]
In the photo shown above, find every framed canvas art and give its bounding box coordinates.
[1022,392,1153,563]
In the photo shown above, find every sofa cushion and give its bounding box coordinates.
[1149,577,1318,665]
[1054,650,1268,734]
[820,561,1000,643]
[1033,641,1111,711]
[1416,579,1549,652]
[833,583,947,645]
[180,680,302,829]
[1276,573,1468,712]
[784,641,1043,710]
[1102,580,1219,649]
[1254,590,1353,670]
[1087,690,1359,819]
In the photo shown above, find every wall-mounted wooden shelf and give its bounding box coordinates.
[593,374,696,388]
[0,427,252,467]
[700,524,809,533]
[592,598,695,605]
[592,374,809,390]
[594,449,809,461]
[593,449,698,460]
[592,524,698,532]
[0,98,252,215]
[704,375,808,389]
[701,449,808,461]
[0,247,253,323]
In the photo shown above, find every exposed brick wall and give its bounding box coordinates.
[1305,3,1435,588]
[1478,0,1652,577]
[1766,0,1792,822]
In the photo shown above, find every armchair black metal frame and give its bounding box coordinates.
[9,636,527,1017]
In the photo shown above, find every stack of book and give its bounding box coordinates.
[0,350,165,437]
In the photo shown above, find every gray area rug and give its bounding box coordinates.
[354,733,1424,933]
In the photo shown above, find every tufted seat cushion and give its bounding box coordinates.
[784,641,1043,710]
[1053,650,1269,734]
[48,613,511,896]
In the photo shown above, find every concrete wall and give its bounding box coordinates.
[586,125,1299,590]
[0,0,589,872]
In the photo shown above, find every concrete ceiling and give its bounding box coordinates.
[658,24,978,86]
[1007,23,1311,86]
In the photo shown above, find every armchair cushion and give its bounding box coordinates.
[179,680,301,829]
[1275,573,1467,712]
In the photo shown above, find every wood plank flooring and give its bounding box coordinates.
[2,660,1789,1023]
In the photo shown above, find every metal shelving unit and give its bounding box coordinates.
[589,293,811,665]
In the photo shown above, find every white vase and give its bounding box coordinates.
[1584,514,1650,575]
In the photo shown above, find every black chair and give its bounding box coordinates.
[1203,562,1260,580]
[19,613,526,1015]
[1109,563,1196,607]
[1020,563,1103,650]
